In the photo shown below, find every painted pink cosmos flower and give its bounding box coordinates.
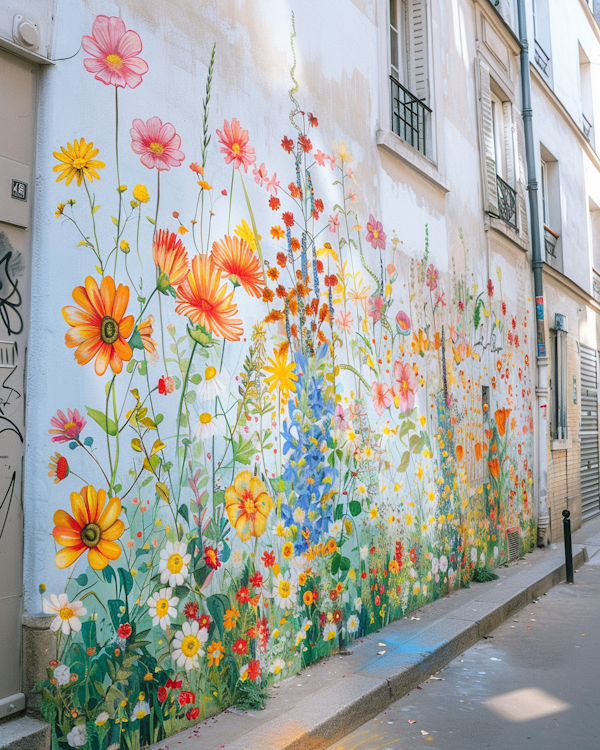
[49,408,87,443]
[395,310,412,336]
[216,119,256,172]
[130,117,185,171]
[335,310,353,332]
[366,215,386,250]
[425,263,439,291]
[266,173,280,195]
[253,163,268,187]
[334,404,349,432]
[371,382,392,416]
[82,15,148,89]
[368,295,384,322]
[328,213,340,233]
[393,361,418,414]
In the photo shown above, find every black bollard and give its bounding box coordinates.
[562,509,574,584]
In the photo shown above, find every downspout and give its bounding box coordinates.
[516,0,550,545]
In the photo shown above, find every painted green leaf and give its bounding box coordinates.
[128,326,144,350]
[85,407,117,436]
[206,593,231,638]
[339,556,351,571]
[398,450,410,472]
[331,551,342,575]
[75,574,88,586]
[108,599,125,630]
[102,566,115,584]
[334,504,343,520]
[118,568,134,596]
[349,500,362,516]
[409,434,424,454]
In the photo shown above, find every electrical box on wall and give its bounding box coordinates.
[0,158,30,229]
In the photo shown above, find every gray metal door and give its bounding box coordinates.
[0,47,36,717]
[580,344,600,521]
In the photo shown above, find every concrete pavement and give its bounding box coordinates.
[324,530,600,750]
[147,516,600,750]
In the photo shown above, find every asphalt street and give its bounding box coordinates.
[325,551,600,750]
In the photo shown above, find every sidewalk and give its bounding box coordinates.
[148,516,600,750]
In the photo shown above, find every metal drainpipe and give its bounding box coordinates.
[516,0,550,545]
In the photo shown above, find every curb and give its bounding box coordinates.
[222,544,586,750]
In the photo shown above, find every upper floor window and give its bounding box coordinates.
[540,145,562,270]
[532,0,552,81]
[579,44,594,146]
[388,0,431,157]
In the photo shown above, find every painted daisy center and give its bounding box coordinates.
[156,598,169,616]
[81,523,101,547]
[243,496,257,515]
[72,158,87,169]
[181,634,200,656]
[278,580,291,598]
[149,142,164,154]
[373,230,379,239]
[136,710,146,719]
[232,143,241,154]
[59,607,74,620]
[106,54,122,67]
[100,316,119,344]
[199,413,212,425]
[64,421,76,431]
[167,553,183,573]
[205,366,217,381]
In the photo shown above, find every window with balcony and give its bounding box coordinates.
[579,44,594,146]
[532,0,552,81]
[388,0,431,157]
[540,145,562,270]
[477,58,528,238]
[589,198,600,299]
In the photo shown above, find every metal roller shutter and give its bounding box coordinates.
[580,344,600,521]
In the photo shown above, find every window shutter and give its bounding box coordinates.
[408,0,429,103]
[555,329,568,440]
[514,107,529,241]
[477,59,499,215]
[502,101,515,187]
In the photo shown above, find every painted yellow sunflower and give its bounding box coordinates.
[53,138,105,187]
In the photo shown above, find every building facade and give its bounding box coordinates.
[0,0,596,747]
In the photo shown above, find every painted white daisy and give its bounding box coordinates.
[431,557,439,575]
[323,622,337,641]
[130,700,150,722]
[328,520,343,538]
[293,506,306,524]
[272,571,297,609]
[197,365,227,402]
[43,593,87,636]
[95,712,109,726]
[354,596,362,613]
[439,555,449,573]
[269,657,286,675]
[159,541,191,586]
[53,664,71,686]
[146,587,179,630]
[194,412,225,441]
[413,581,421,595]
[172,621,208,671]
[66,724,87,748]
[347,614,360,634]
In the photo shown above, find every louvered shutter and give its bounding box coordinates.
[514,107,530,240]
[408,0,429,103]
[502,101,516,187]
[477,59,499,215]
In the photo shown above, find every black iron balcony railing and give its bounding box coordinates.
[583,113,593,142]
[496,174,517,229]
[534,39,550,75]
[390,75,431,156]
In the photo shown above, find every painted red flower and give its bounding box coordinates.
[236,586,251,604]
[178,690,196,706]
[307,112,319,128]
[82,15,148,89]
[298,135,313,152]
[118,623,132,639]
[183,602,200,622]
[262,550,275,568]
[282,212,294,228]
[166,678,183,689]
[249,571,264,588]
[256,617,270,653]
[186,707,200,721]
[281,136,294,153]
[158,375,175,395]
[198,614,211,629]
[232,638,248,655]
[130,117,185,171]
[216,118,256,172]
[203,545,221,571]
[248,659,262,681]
[269,196,281,211]
[158,686,167,702]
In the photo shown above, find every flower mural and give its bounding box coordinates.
[38,15,535,749]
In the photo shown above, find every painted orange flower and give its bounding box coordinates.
[488,458,500,478]
[474,442,483,461]
[495,408,511,437]
[137,315,157,354]
[153,229,189,287]
[52,485,124,570]
[211,235,265,298]
[456,445,463,462]
[225,470,274,541]
[175,255,243,341]
[62,276,134,376]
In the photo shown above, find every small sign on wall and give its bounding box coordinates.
[11,180,27,202]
